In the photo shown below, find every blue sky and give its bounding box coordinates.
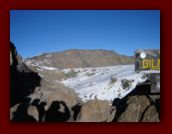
[10,10,160,58]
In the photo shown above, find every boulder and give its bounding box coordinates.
[117,95,160,122]
[117,95,151,122]
[77,100,116,122]
[121,79,133,90]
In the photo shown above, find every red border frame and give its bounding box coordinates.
[0,0,172,133]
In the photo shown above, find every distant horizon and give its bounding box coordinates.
[10,10,160,58]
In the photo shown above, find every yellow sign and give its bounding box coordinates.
[142,58,160,70]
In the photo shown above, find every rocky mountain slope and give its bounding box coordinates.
[10,42,160,122]
[25,49,133,69]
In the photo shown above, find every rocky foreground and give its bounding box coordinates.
[10,42,160,122]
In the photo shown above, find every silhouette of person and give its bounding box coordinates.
[45,101,70,122]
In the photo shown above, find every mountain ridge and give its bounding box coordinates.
[25,49,132,59]
[25,49,134,70]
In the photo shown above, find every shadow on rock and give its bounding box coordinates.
[112,98,127,122]
[112,81,160,122]
[31,99,46,122]
[12,98,37,122]
[10,42,41,107]
[72,103,81,121]
[155,98,160,119]
[44,101,70,122]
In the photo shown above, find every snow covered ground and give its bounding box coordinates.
[61,65,160,102]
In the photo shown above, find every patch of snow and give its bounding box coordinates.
[62,68,73,73]
[41,66,57,71]
[25,60,58,71]
[35,66,58,71]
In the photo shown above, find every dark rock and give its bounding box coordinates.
[121,79,133,89]
[10,42,41,107]
[109,77,117,85]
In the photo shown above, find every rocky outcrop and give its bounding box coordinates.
[113,83,160,122]
[117,95,151,122]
